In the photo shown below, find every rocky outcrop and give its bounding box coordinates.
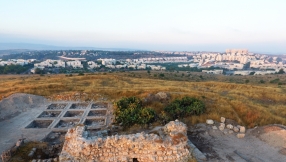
[59,120,192,162]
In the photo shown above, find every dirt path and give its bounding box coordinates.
[188,123,286,162]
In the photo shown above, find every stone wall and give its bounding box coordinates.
[59,120,192,162]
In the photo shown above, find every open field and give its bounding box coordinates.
[0,71,286,128]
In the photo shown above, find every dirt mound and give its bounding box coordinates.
[0,93,47,121]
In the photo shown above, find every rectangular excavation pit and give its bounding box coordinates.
[84,118,105,127]
[26,120,53,128]
[70,103,88,109]
[47,103,67,110]
[87,110,107,117]
[91,103,108,109]
[63,111,84,118]
[54,119,80,128]
[38,111,61,118]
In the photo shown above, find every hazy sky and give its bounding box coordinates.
[0,0,285,53]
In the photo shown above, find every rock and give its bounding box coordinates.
[212,126,218,130]
[240,126,246,133]
[219,123,225,131]
[28,151,35,157]
[16,139,24,146]
[233,126,239,132]
[223,130,228,135]
[237,133,245,138]
[228,130,234,134]
[220,117,226,123]
[226,124,234,130]
[206,119,214,125]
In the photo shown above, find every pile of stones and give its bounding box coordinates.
[206,117,246,138]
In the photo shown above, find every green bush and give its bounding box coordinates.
[114,97,155,128]
[270,78,279,83]
[164,96,205,120]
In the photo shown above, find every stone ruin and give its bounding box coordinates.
[59,120,193,162]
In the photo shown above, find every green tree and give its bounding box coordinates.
[278,68,285,74]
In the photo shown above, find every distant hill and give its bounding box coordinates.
[0,49,31,56]
[0,43,139,51]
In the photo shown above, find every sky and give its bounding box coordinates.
[0,0,285,53]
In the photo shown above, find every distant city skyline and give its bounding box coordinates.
[0,0,286,53]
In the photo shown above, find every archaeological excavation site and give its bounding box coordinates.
[1,93,286,162]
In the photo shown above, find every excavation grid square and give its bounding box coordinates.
[55,119,80,128]
[38,111,62,118]
[63,111,84,118]
[88,110,107,116]
[91,103,108,109]
[47,103,67,110]
[85,118,105,127]
[70,103,88,109]
[26,120,53,128]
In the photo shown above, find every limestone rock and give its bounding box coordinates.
[212,126,218,130]
[240,126,246,133]
[237,133,245,138]
[226,124,234,130]
[219,123,225,131]
[233,126,239,132]
[206,119,214,125]
[220,117,226,123]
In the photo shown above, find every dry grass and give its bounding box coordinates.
[0,72,286,128]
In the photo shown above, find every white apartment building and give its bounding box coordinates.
[98,58,116,65]
[66,60,83,68]
[87,61,100,69]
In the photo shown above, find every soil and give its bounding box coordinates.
[0,93,47,121]
[188,122,286,162]
[0,93,50,156]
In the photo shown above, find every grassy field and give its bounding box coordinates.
[0,71,286,128]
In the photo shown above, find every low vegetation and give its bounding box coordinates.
[114,96,205,128]
[114,97,156,128]
[164,97,205,120]
[0,71,286,128]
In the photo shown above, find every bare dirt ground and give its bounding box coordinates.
[188,122,286,162]
[0,93,47,121]
[0,93,50,155]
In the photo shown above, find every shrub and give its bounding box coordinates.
[259,80,265,84]
[164,96,205,120]
[114,97,156,128]
[270,78,279,83]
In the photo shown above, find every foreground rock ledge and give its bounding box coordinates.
[59,120,193,162]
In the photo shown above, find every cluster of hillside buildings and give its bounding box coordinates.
[0,59,36,66]
[2,49,286,76]
[192,49,286,75]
